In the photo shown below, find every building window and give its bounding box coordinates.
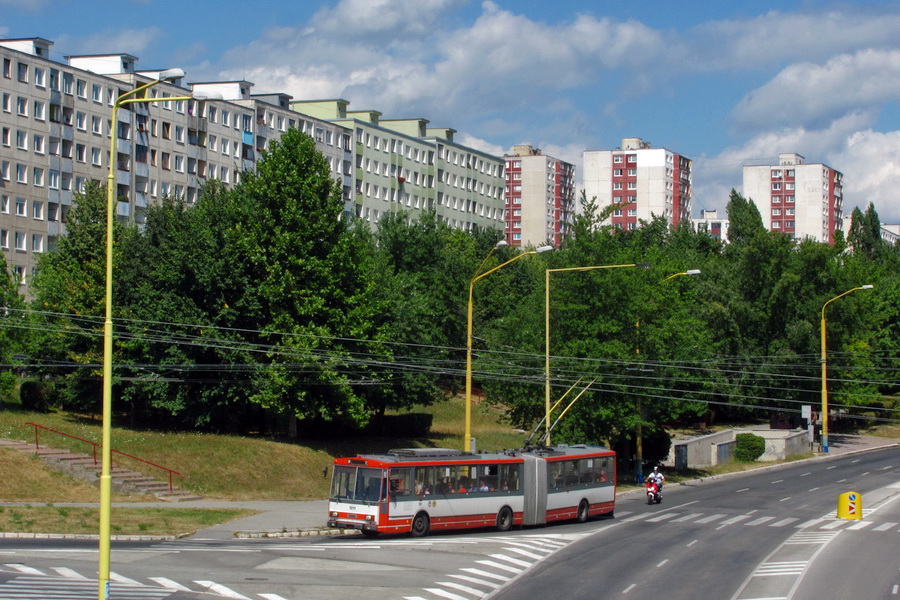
[16,164,27,184]
[175,155,184,172]
[16,198,27,217]
[613,156,623,163]
[32,234,43,253]
[16,97,27,116]
[76,112,87,131]
[91,115,102,135]
[91,147,101,166]
[2,93,9,112]
[161,152,171,170]
[0,229,7,249]
[16,130,26,150]
[32,201,43,220]
[33,134,44,154]
[17,62,28,83]
[76,79,86,98]
[628,168,637,176]
[0,195,8,213]
[34,67,45,88]
[15,231,26,251]
[772,183,781,190]
[772,221,781,229]
[33,167,44,187]
[75,143,86,162]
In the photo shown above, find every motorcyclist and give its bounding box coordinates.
[646,466,665,496]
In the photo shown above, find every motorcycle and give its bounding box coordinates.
[646,480,662,504]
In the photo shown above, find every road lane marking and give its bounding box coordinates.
[717,515,753,529]
[259,595,291,600]
[425,587,471,600]
[695,514,726,523]
[195,581,252,599]
[50,567,88,579]
[110,572,143,586]
[754,561,808,576]
[474,560,522,574]
[800,472,811,477]
[846,520,873,530]
[646,513,679,523]
[779,497,791,502]
[873,522,897,531]
[656,559,669,568]
[686,539,698,547]
[770,518,799,527]
[3,564,43,575]
[460,568,511,582]
[673,513,703,522]
[820,520,846,530]
[487,554,532,568]
[797,518,824,528]
[736,488,750,493]
[149,577,191,591]
[503,547,544,560]
[438,580,488,598]
[808,487,819,492]
[622,583,637,593]
[746,516,776,526]
[771,480,783,484]
[827,465,837,469]
[449,574,501,589]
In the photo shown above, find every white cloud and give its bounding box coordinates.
[310,0,468,37]
[59,27,166,59]
[732,50,900,129]
[691,9,900,71]
[692,112,900,224]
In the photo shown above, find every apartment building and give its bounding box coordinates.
[692,209,730,242]
[583,138,692,231]
[503,145,575,248]
[743,153,843,244]
[3,35,507,295]
[293,99,505,232]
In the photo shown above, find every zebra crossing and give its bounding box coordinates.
[403,535,573,600]
[402,511,899,600]
[0,563,289,600]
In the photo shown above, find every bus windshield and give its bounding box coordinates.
[331,465,383,503]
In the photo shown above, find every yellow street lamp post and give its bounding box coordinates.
[465,244,552,452]
[543,263,650,446]
[820,285,873,453]
[99,71,221,600]
[634,269,700,482]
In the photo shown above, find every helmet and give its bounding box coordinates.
[653,466,659,472]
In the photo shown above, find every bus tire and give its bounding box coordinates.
[576,499,590,523]
[411,512,430,537]
[496,506,513,532]
[361,530,379,538]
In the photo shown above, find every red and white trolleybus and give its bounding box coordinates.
[327,444,615,537]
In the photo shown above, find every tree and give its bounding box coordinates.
[0,253,26,405]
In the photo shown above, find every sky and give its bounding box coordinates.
[3,0,900,223]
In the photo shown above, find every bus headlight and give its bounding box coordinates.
[330,511,338,517]
[365,515,373,521]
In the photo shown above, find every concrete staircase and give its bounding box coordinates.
[0,438,203,502]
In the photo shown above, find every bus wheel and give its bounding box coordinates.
[576,500,590,523]
[361,530,379,538]
[496,506,513,532]
[411,512,430,537]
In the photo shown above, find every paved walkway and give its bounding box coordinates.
[2,433,896,540]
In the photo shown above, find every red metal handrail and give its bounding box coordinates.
[24,422,182,492]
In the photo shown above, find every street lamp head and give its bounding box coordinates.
[535,245,554,253]
[636,263,651,269]
[860,284,874,290]
[686,269,701,275]
[157,68,186,81]
[494,240,509,249]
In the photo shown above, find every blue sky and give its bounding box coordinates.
[3,0,900,222]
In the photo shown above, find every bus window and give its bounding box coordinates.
[499,464,520,491]
[389,467,414,498]
[414,466,437,496]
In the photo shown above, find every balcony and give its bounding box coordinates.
[117,201,131,217]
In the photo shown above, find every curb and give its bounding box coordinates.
[235,528,354,539]
[0,531,178,541]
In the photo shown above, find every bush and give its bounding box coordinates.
[734,433,766,462]
[19,379,56,413]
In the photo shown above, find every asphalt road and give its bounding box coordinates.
[0,447,896,600]
[492,447,899,600]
